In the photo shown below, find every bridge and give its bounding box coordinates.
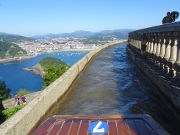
[0,23,180,135]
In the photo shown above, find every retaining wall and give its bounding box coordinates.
[0,40,127,135]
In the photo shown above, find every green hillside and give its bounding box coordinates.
[0,41,27,59]
[39,57,68,68]
[0,33,33,42]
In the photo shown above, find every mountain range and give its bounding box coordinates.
[31,29,133,39]
[0,29,133,42]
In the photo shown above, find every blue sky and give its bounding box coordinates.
[0,0,180,36]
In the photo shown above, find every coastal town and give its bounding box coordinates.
[17,38,106,56]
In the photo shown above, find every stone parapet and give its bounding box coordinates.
[0,40,127,135]
[128,22,180,111]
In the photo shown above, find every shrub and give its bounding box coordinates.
[2,104,25,120]
[42,65,70,89]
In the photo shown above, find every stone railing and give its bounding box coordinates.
[128,21,180,78]
[127,22,180,111]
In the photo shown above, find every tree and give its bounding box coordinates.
[0,81,11,100]
[42,65,69,89]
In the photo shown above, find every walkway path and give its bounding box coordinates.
[2,91,41,109]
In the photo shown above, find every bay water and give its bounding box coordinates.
[0,51,89,95]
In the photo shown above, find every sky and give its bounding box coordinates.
[0,0,180,36]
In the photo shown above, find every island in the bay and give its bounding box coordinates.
[24,57,70,89]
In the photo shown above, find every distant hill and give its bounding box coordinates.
[31,29,133,39]
[32,31,94,39]
[0,41,27,59]
[0,33,34,42]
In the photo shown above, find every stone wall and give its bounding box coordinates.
[0,40,127,135]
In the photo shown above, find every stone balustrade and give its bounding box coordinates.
[127,24,180,111]
[128,21,180,78]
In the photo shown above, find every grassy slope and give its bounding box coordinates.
[39,57,68,68]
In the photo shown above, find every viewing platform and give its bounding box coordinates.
[1,24,180,134]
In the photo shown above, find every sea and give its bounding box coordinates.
[0,51,89,95]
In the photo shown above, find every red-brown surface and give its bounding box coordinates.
[31,115,169,135]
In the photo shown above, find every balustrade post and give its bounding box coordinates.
[134,39,136,48]
[149,34,154,59]
[147,34,152,53]
[173,32,180,80]
[131,39,133,46]
[145,34,150,53]
[162,32,171,73]
[146,41,150,53]
[136,35,139,49]
[141,34,147,58]
[158,35,166,69]
[167,32,177,77]
[133,39,136,49]
[155,33,162,65]
[146,33,153,61]
[138,36,141,50]
[152,33,158,63]
[152,34,157,55]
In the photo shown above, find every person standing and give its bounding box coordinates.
[21,95,26,104]
[20,96,23,105]
[14,93,18,106]
[17,98,20,105]
[162,12,174,24]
